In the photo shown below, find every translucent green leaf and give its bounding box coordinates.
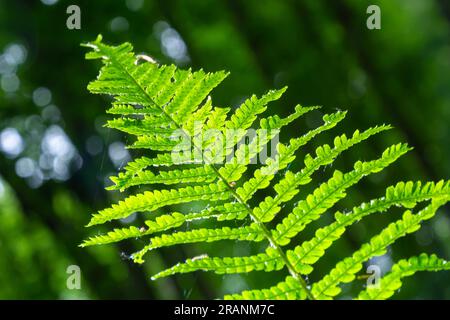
[224,276,308,300]
[152,247,283,279]
[87,182,231,226]
[357,254,450,300]
[273,143,411,245]
[132,224,265,264]
[287,180,450,274]
[311,199,448,299]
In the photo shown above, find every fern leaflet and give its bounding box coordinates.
[82,36,450,300]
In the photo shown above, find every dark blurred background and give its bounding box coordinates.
[0,0,449,299]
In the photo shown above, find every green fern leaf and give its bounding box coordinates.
[311,198,448,299]
[356,253,450,300]
[82,37,450,300]
[132,224,265,264]
[152,247,283,279]
[253,125,392,223]
[286,180,450,275]
[87,182,231,226]
[236,111,348,202]
[272,143,411,245]
[108,166,217,191]
[81,203,247,247]
[224,276,308,300]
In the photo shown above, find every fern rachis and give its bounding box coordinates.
[81,36,450,300]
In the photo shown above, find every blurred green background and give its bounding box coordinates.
[0,0,449,299]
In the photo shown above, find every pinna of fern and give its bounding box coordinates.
[81,35,450,300]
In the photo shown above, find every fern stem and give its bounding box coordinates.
[211,166,316,300]
[110,54,315,300]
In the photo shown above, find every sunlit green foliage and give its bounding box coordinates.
[82,36,450,300]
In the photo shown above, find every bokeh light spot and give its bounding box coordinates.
[108,141,130,168]
[32,87,52,107]
[40,0,58,5]
[126,0,144,11]
[110,17,129,32]
[15,157,36,178]
[0,128,24,158]
[1,74,20,92]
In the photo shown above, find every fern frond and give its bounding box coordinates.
[147,180,450,278]
[253,125,392,222]
[83,37,450,300]
[81,225,146,248]
[204,107,230,131]
[152,247,283,279]
[128,133,181,151]
[87,182,231,226]
[81,203,247,247]
[237,111,348,202]
[109,153,203,191]
[132,224,265,264]
[218,105,317,182]
[200,88,287,164]
[124,153,183,170]
[356,253,450,300]
[273,143,411,245]
[286,180,450,274]
[106,103,161,116]
[224,276,308,300]
[311,198,448,299]
[225,88,286,130]
[106,116,175,136]
[108,166,217,191]
[167,70,229,124]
